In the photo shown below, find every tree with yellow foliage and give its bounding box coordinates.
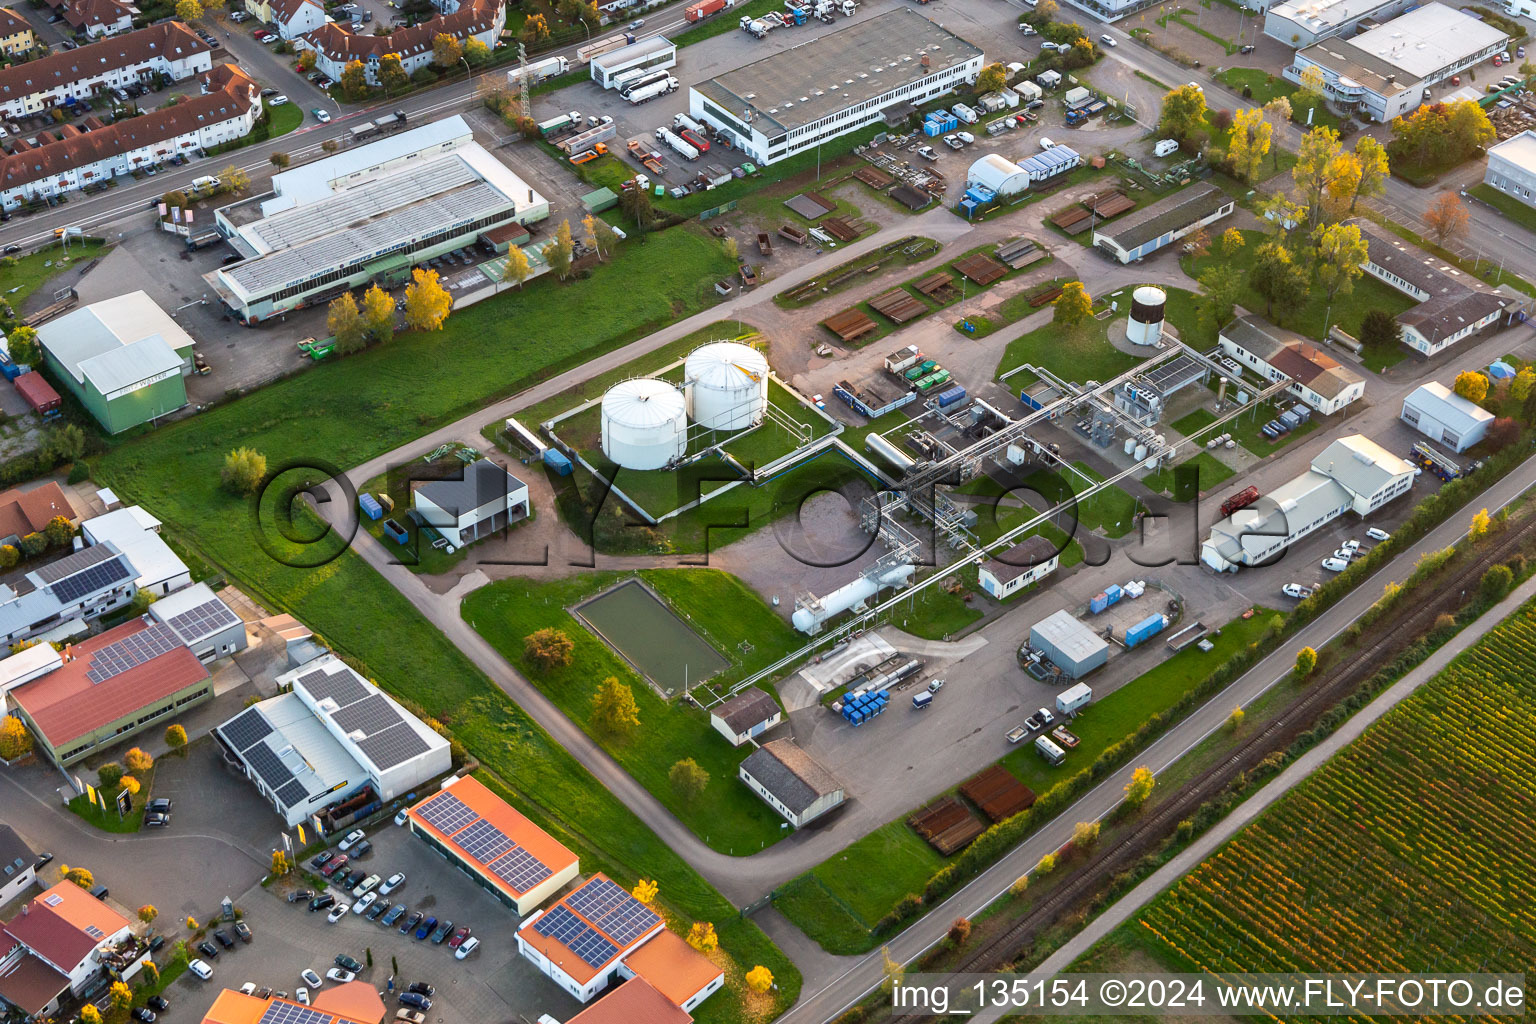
[1227,107,1271,183]
[1470,507,1491,541]
[271,850,290,876]
[1036,852,1057,875]
[501,245,532,290]
[403,268,452,332]
[118,775,140,796]
[686,921,718,952]
[1124,765,1155,808]
[1453,371,1489,405]
[0,714,33,760]
[61,865,94,889]
[124,747,154,774]
[745,965,774,994]
[80,1006,103,1024]
[632,878,658,905]
[138,905,158,925]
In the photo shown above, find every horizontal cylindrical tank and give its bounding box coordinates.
[685,341,770,430]
[601,378,687,470]
[866,433,915,474]
[792,563,915,633]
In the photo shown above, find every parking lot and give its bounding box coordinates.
[168,819,584,1023]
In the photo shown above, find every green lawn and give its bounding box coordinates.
[1214,68,1339,129]
[462,569,801,854]
[1182,229,1415,344]
[1471,182,1536,235]
[777,605,1279,954]
[1143,450,1235,499]
[996,314,1143,385]
[1,240,108,310]
[267,101,304,138]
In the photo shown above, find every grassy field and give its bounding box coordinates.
[1471,182,1536,235]
[1143,450,1235,499]
[1011,461,1140,540]
[88,225,798,1022]
[1170,404,1320,460]
[996,313,1143,385]
[2,240,108,310]
[776,605,1277,954]
[1182,230,1415,344]
[775,237,940,310]
[1129,597,1536,988]
[1214,68,1339,129]
[462,569,801,854]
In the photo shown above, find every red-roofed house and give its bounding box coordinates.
[516,874,665,1003]
[245,0,329,41]
[62,0,137,38]
[560,979,692,1024]
[617,929,724,1013]
[9,615,212,765]
[0,882,147,1019]
[296,0,503,86]
[0,480,75,547]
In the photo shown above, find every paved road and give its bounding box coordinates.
[777,449,1536,1024]
[1018,561,1536,1001]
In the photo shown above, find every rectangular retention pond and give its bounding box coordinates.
[575,579,729,694]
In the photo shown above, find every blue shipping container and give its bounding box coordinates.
[1089,592,1109,614]
[543,448,574,476]
[359,493,383,521]
[1125,614,1167,648]
[936,385,967,408]
[382,518,410,545]
[1104,584,1123,606]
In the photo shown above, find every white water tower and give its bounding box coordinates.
[601,378,688,471]
[684,342,770,430]
[1127,286,1167,346]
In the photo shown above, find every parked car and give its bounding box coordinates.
[321,856,348,878]
[131,1008,156,1022]
[145,812,170,828]
[1366,527,1391,542]
[300,969,323,988]
[260,87,280,98]
[454,936,480,960]
[448,926,471,949]
[327,903,351,923]
[1036,707,1055,728]
[147,996,170,1011]
[341,870,366,890]
[414,916,437,940]
[147,935,166,953]
[366,900,390,921]
[917,145,938,160]
[349,840,372,858]
[234,922,251,943]
[398,993,431,1011]
[1039,137,1055,150]
[1282,583,1312,599]
[955,130,974,144]
[381,904,407,927]
[430,920,454,944]
[380,873,406,896]
[407,982,434,997]
[942,133,964,150]
[1321,557,1349,572]
[197,941,220,959]
[308,894,336,913]
[397,1011,426,1024]
[287,890,314,904]
[147,798,172,814]
[354,893,378,916]
[296,988,310,1005]
[327,969,355,983]
[400,911,424,935]
[393,810,410,826]
[213,930,234,949]
[188,959,213,980]
[339,830,366,852]
[335,955,364,972]
[1340,538,1360,556]
[1239,43,1255,53]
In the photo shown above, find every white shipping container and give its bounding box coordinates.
[1055,683,1092,715]
[1035,735,1066,765]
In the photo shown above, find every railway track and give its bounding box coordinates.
[889,510,1536,1020]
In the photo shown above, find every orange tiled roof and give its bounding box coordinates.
[621,929,724,1009]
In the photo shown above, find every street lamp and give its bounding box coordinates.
[577,15,591,38]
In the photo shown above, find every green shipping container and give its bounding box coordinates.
[905,367,924,381]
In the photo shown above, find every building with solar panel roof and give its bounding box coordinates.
[214,651,451,826]
[516,873,667,1002]
[406,775,579,914]
[0,541,139,648]
[147,581,249,661]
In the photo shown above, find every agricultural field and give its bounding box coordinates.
[1132,598,1536,992]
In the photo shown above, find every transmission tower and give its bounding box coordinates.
[518,42,532,123]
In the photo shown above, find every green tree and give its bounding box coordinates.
[19,533,45,558]
[1292,126,1343,223]
[361,284,395,343]
[463,36,490,64]
[523,628,574,672]
[1454,370,1489,405]
[98,762,125,791]
[521,13,549,42]
[137,904,159,924]
[221,447,266,496]
[328,292,367,355]
[1359,309,1401,352]
[721,236,738,263]
[1196,264,1242,332]
[46,423,85,463]
[1351,136,1389,212]
[6,325,40,366]
[1481,563,1513,601]
[1511,367,1536,403]
[976,62,1008,94]
[1052,280,1092,327]
[0,546,17,571]
[431,32,462,69]
[1158,84,1207,143]
[620,183,654,234]
[668,758,709,803]
[502,244,532,289]
[341,59,368,99]
[1249,242,1308,321]
[379,53,409,93]
[1311,221,1368,300]
[44,514,72,549]
[880,945,903,994]
[591,676,640,736]
[1293,646,1318,681]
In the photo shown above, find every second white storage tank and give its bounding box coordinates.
[601,378,688,471]
[685,341,769,430]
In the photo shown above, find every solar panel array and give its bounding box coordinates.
[357,724,431,769]
[415,792,476,835]
[33,543,117,584]
[333,693,401,736]
[414,791,553,894]
[52,556,133,605]
[243,743,295,790]
[84,622,182,684]
[454,818,514,864]
[533,905,619,969]
[298,667,368,709]
[568,877,661,945]
[163,597,241,645]
[275,779,309,808]
[485,845,551,894]
[297,667,430,771]
[218,708,272,752]
[259,1002,335,1024]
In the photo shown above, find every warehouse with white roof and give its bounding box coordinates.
[1400,381,1494,453]
[1029,609,1108,679]
[207,115,550,323]
[80,505,191,598]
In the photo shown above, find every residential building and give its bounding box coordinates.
[411,458,529,550]
[0,543,139,648]
[1401,381,1494,452]
[62,0,137,38]
[978,534,1062,600]
[0,64,261,212]
[1091,182,1234,264]
[406,775,579,915]
[245,0,330,40]
[615,930,724,1013]
[0,481,75,548]
[0,882,147,1019]
[1356,221,1509,355]
[207,115,549,322]
[295,0,504,85]
[81,505,191,597]
[199,983,386,1024]
[1484,131,1536,210]
[1283,3,1507,122]
[7,597,239,764]
[590,35,676,90]
[1202,434,1415,571]
[516,874,665,1002]
[35,291,195,432]
[146,581,249,662]
[0,9,38,60]
[1263,0,1418,47]
[708,688,782,746]
[0,22,213,119]
[737,738,845,827]
[1218,315,1366,414]
[690,9,985,166]
[214,651,451,826]
[0,826,38,906]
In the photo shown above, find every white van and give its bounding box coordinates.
[190,175,221,192]
[188,959,213,980]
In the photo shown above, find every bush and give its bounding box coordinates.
[66,460,90,484]
[1480,563,1513,602]
[523,628,575,672]
[18,532,45,557]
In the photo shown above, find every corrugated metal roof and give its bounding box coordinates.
[1403,381,1495,435]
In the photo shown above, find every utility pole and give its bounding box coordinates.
[517,42,532,124]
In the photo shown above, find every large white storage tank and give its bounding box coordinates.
[1127,286,1167,346]
[601,378,688,471]
[684,342,769,430]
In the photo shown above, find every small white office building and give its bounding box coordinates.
[80,505,191,597]
[590,35,675,89]
[708,688,782,746]
[411,458,529,550]
[1400,382,1494,453]
[978,535,1061,600]
[1484,131,1536,211]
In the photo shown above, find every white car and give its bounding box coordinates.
[1100,32,1117,45]
[1036,707,1055,727]
[327,903,350,923]
[352,874,381,898]
[353,892,378,915]
[297,988,310,1005]
[1039,137,1055,150]
[393,809,409,826]
[189,959,213,980]
[380,872,406,896]
[1366,527,1391,542]
[300,969,323,989]
[313,109,331,123]
[239,983,256,995]
[1340,538,1361,555]
[326,969,355,983]
[955,130,975,144]
[454,936,480,960]
[1282,583,1312,599]
[1321,557,1349,572]
[267,95,288,106]
[338,830,366,852]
